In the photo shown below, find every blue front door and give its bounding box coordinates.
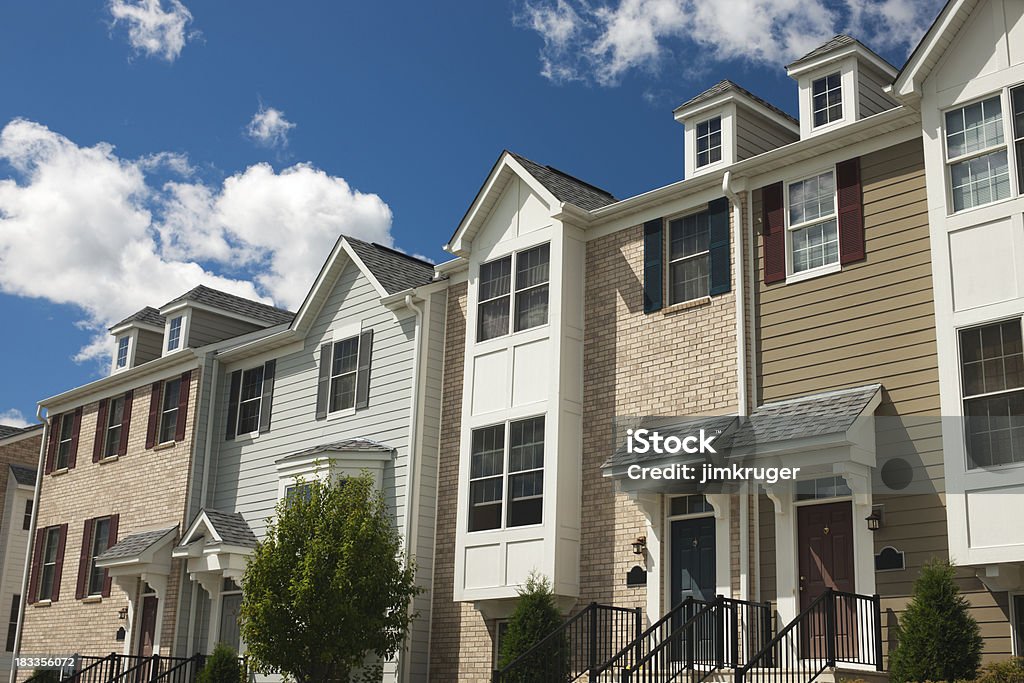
[671,516,716,605]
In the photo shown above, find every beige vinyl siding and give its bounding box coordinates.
[135,328,163,364]
[736,114,799,161]
[858,67,899,119]
[186,309,263,348]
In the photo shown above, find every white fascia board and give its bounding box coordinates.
[675,93,799,136]
[290,239,353,334]
[109,321,164,336]
[435,256,468,276]
[160,300,285,330]
[179,511,222,547]
[787,44,897,80]
[380,279,451,311]
[892,0,972,99]
[339,238,389,299]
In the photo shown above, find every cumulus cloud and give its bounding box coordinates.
[0,409,32,429]
[517,0,943,85]
[246,106,297,148]
[0,118,393,364]
[108,0,195,62]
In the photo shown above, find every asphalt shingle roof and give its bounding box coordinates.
[201,509,258,547]
[509,153,618,211]
[284,438,395,462]
[786,34,895,72]
[674,79,798,126]
[96,526,177,562]
[161,285,295,326]
[344,237,437,295]
[109,306,166,331]
[0,425,23,440]
[9,464,36,486]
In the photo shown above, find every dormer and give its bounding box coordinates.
[674,80,799,179]
[786,35,899,139]
[107,307,166,374]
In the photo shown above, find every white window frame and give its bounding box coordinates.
[158,377,182,445]
[666,208,712,305]
[102,394,126,459]
[811,71,843,129]
[467,415,545,534]
[513,243,551,334]
[943,90,1020,215]
[477,243,550,343]
[38,526,61,602]
[694,116,723,169]
[784,168,841,283]
[1012,592,1024,656]
[235,365,265,436]
[86,516,113,597]
[115,336,130,370]
[55,413,74,470]
[166,315,184,352]
[328,334,359,417]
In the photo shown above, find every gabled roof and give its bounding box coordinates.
[785,33,896,76]
[0,425,23,440]
[507,153,617,212]
[344,237,436,295]
[109,306,165,331]
[788,34,856,67]
[892,0,974,99]
[9,464,36,486]
[179,509,258,548]
[283,438,395,462]
[673,79,799,126]
[160,285,295,326]
[96,526,178,563]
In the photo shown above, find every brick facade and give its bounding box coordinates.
[0,429,42,527]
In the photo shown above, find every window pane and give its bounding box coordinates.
[965,390,1024,467]
[514,285,548,332]
[471,425,505,479]
[507,471,543,527]
[478,297,510,341]
[104,425,122,458]
[159,410,178,444]
[160,379,181,443]
[790,219,839,273]
[116,337,129,368]
[509,417,544,472]
[240,367,264,402]
[469,478,502,531]
[167,316,182,351]
[947,96,1004,158]
[960,321,1024,398]
[479,256,512,302]
[695,116,722,167]
[88,518,110,595]
[331,338,359,377]
[329,373,356,412]
[515,244,550,291]
[670,213,710,260]
[669,254,709,303]
[789,173,834,225]
[237,400,261,434]
[811,73,842,126]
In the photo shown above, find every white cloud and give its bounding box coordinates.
[0,409,32,429]
[0,118,393,365]
[108,0,195,62]
[518,0,943,85]
[246,106,297,148]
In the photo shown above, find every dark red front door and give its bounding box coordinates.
[138,596,158,656]
[797,502,855,658]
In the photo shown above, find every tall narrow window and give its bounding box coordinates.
[38,527,61,601]
[478,256,512,342]
[166,316,183,352]
[961,320,1024,468]
[1012,86,1024,195]
[468,424,504,532]
[467,416,545,532]
[507,416,544,527]
[946,96,1010,212]
[22,499,32,531]
[158,378,182,444]
[514,244,549,332]
[103,395,126,459]
[236,366,265,434]
[5,595,18,651]
[87,517,112,596]
[115,337,130,369]
[329,337,359,412]
[695,116,722,167]
[812,72,842,127]
[788,171,838,274]
[668,211,711,304]
[55,413,74,470]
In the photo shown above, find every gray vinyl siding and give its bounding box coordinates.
[858,66,898,119]
[736,112,799,161]
[187,308,263,349]
[135,328,163,365]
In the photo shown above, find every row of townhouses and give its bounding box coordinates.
[5,0,1024,680]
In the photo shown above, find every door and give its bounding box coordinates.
[671,517,716,664]
[797,502,855,659]
[135,595,158,682]
[219,593,243,652]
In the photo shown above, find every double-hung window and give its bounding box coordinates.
[5,595,18,651]
[329,336,359,412]
[166,316,183,352]
[477,244,549,342]
[1013,86,1024,195]
[86,517,112,596]
[946,96,1012,212]
[236,366,265,434]
[55,413,74,470]
[38,527,61,601]
[811,72,842,127]
[22,500,32,531]
[668,211,710,304]
[115,336,130,369]
[960,319,1024,468]
[159,378,182,444]
[787,171,839,274]
[468,416,545,532]
[695,116,722,167]
[103,395,126,459]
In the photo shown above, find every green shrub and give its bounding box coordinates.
[889,559,982,683]
[25,671,59,683]
[497,572,568,682]
[198,642,243,683]
[977,658,1024,683]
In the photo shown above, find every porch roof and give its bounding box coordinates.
[96,525,178,564]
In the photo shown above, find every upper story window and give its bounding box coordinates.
[22,499,32,531]
[115,337,130,369]
[695,116,722,167]
[811,72,842,127]
[788,171,838,274]
[159,378,182,444]
[945,95,1012,212]
[468,415,545,532]
[85,516,114,597]
[37,526,63,601]
[103,394,126,459]
[166,316,183,352]
[478,244,550,342]
[330,337,359,412]
[315,331,372,420]
[960,319,1024,468]
[668,211,710,304]
[55,413,74,470]
[284,483,313,507]
[227,359,277,438]
[5,594,18,651]
[237,366,265,434]
[1012,86,1024,195]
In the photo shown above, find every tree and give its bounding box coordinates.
[197,642,243,683]
[889,559,982,683]
[497,572,568,682]
[240,471,418,682]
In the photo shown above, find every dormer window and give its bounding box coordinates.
[695,116,722,167]
[115,337,130,369]
[812,72,842,127]
[166,316,183,352]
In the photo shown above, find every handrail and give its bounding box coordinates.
[621,598,720,682]
[594,597,708,677]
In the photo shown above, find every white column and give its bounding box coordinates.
[144,574,169,655]
[705,493,732,598]
[113,576,138,656]
[194,573,222,654]
[765,482,797,623]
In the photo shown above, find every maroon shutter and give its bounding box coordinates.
[175,371,191,442]
[836,157,865,264]
[67,407,83,470]
[28,528,44,603]
[44,415,60,474]
[102,514,119,598]
[51,523,67,602]
[145,382,162,449]
[76,518,95,599]
[118,390,133,457]
[762,182,786,285]
[92,400,109,463]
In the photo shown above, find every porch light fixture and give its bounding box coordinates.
[631,536,647,555]
[865,509,882,532]
[117,607,129,620]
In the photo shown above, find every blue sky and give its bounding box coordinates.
[0,0,943,424]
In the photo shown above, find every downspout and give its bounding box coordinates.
[723,172,751,603]
[398,293,424,683]
[9,406,50,683]
[746,187,761,601]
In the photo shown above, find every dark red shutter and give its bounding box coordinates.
[51,523,67,602]
[44,416,60,474]
[174,371,191,442]
[92,400,109,463]
[28,528,44,603]
[76,518,94,599]
[145,382,162,449]
[102,515,119,598]
[118,390,133,457]
[762,182,786,285]
[225,370,242,440]
[67,407,83,470]
[837,157,865,264]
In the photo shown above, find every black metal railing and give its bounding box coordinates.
[493,602,643,683]
[68,653,249,683]
[735,589,883,683]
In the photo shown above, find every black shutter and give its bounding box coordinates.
[258,359,276,434]
[643,218,664,313]
[225,370,242,440]
[315,343,332,420]
[708,197,731,295]
[355,329,374,410]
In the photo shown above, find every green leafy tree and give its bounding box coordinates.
[497,572,568,682]
[240,471,418,682]
[890,559,982,683]
[197,642,243,683]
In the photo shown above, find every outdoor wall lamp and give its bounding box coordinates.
[117,607,128,620]
[865,509,882,532]
[631,536,647,555]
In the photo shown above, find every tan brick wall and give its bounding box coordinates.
[19,369,200,664]
[0,430,42,528]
